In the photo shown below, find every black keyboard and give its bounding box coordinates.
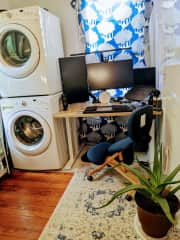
[83,105,133,114]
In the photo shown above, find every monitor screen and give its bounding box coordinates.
[59,56,89,104]
[87,59,134,91]
[133,67,156,87]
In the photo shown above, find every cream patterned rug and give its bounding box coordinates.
[39,160,180,240]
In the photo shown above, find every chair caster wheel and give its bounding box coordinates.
[125,194,132,201]
[87,176,93,181]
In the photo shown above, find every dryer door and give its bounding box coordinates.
[7,111,51,156]
[0,23,40,78]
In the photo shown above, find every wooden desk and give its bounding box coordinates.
[54,102,162,169]
[54,102,162,118]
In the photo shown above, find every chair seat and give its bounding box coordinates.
[87,142,111,165]
[108,137,133,154]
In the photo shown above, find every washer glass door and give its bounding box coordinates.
[2,30,31,67]
[8,111,51,156]
[15,115,43,146]
[0,24,40,78]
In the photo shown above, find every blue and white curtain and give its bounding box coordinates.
[78,0,153,67]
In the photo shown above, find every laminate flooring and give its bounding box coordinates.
[0,171,73,240]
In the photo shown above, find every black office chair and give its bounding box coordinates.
[83,105,153,182]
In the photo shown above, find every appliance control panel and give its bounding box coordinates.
[18,99,49,108]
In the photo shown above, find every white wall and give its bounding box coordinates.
[0,0,10,9]
[163,65,180,181]
[8,0,84,56]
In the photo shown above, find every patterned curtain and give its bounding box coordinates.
[78,0,148,67]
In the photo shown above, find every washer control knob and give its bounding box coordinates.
[21,101,27,106]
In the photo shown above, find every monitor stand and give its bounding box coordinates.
[99,90,111,104]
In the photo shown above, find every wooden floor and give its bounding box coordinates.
[0,171,73,240]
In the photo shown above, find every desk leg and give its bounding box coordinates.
[64,118,80,170]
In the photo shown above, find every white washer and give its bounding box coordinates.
[0,6,64,97]
[0,93,69,170]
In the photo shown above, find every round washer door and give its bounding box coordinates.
[0,23,40,78]
[7,111,51,156]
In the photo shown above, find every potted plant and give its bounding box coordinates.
[98,144,180,238]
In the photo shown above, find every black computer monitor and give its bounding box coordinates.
[87,59,134,91]
[133,67,156,87]
[59,56,89,104]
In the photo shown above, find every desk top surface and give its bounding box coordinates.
[54,102,162,118]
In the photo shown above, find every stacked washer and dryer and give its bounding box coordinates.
[0,6,69,170]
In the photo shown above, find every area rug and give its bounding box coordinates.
[39,161,180,240]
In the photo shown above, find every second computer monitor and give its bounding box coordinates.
[87,59,134,91]
[59,56,89,104]
[133,67,156,87]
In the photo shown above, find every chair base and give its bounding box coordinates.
[87,152,139,199]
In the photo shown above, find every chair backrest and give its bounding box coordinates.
[127,105,153,145]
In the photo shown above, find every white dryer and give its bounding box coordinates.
[0,6,64,97]
[0,93,68,170]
